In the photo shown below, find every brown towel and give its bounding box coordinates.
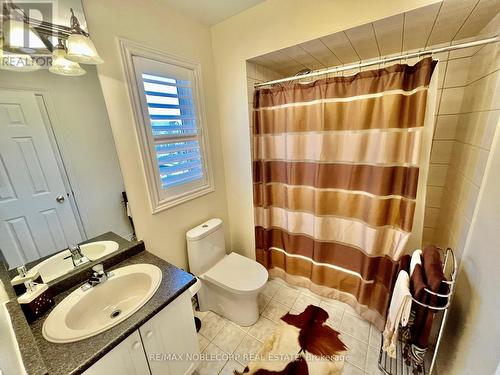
[408,245,448,366]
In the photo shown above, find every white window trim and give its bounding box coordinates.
[118,38,214,214]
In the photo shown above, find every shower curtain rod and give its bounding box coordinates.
[254,36,499,88]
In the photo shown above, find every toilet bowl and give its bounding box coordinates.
[186,218,268,326]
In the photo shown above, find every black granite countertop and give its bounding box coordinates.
[29,251,196,375]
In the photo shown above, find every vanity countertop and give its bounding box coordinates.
[29,250,196,375]
[1,233,197,375]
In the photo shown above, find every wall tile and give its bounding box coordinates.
[422,227,435,246]
[439,87,465,114]
[424,207,440,228]
[430,140,454,164]
[434,115,459,140]
[426,185,444,208]
[428,164,449,186]
[478,110,499,150]
[444,57,471,87]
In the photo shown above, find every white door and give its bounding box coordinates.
[0,90,82,268]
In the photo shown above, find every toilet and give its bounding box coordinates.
[186,218,268,326]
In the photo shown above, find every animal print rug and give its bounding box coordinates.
[236,305,347,374]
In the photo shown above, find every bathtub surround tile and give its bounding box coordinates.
[434,115,459,140]
[443,57,471,87]
[439,87,465,114]
[340,312,371,343]
[199,311,228,341]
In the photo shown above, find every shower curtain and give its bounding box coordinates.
[252,57,437,330]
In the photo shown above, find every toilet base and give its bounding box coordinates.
[197,280,260,326]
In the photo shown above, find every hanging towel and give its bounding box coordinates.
[382,270,412,358]
[410,249,422,275]
[409,246,448,359]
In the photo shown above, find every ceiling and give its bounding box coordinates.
[160,0,265,26]
[249,0,500,76]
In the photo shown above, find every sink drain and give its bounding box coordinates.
[110,309,122,319]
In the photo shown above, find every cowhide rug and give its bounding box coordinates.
[236,305,347,375]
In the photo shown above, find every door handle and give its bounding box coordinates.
[145,330,153,339]
[56,195,65,203]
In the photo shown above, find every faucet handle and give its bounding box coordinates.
[92,264,104,275]
[69,244,81,254]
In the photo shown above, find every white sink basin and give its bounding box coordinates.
[43,263,162,343]
[28,241,119,283]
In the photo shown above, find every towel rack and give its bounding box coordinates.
[378,247,457,375]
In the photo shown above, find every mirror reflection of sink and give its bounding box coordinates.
[43,263,162,343]
[28,241,119,283]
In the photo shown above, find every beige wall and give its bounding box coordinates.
[211,0,440,257]
[0,67,131,240]
[82,0,229,269]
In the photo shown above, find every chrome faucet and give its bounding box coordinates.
[81,264,114,291]
[64,244,90,267]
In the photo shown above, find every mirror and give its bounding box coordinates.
[0,0,132,277]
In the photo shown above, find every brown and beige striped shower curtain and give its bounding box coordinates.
[252,58,437,330]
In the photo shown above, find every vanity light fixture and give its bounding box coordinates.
[49,40,86,76]
[0,1,103,75]
[65,8,103,65]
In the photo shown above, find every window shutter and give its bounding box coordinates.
[141,73,204,189]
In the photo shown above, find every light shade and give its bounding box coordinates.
[0,52,41,72]
[65,34,103,65]
[49,48,86,76]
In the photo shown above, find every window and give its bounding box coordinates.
[120,40,213,212]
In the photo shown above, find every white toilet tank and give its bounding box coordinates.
[186,218,226,275]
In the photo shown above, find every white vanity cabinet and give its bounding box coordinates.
[140,292,199,375]
[82,331,149,375]
[83,291,199,375]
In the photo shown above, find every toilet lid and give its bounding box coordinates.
[204,253,268,293]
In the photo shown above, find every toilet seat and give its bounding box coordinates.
[203,252,268,294]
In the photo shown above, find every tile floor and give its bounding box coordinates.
[193,277,383,375]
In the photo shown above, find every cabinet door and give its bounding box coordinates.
[83,331,150,375]
[140,291,200,375]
